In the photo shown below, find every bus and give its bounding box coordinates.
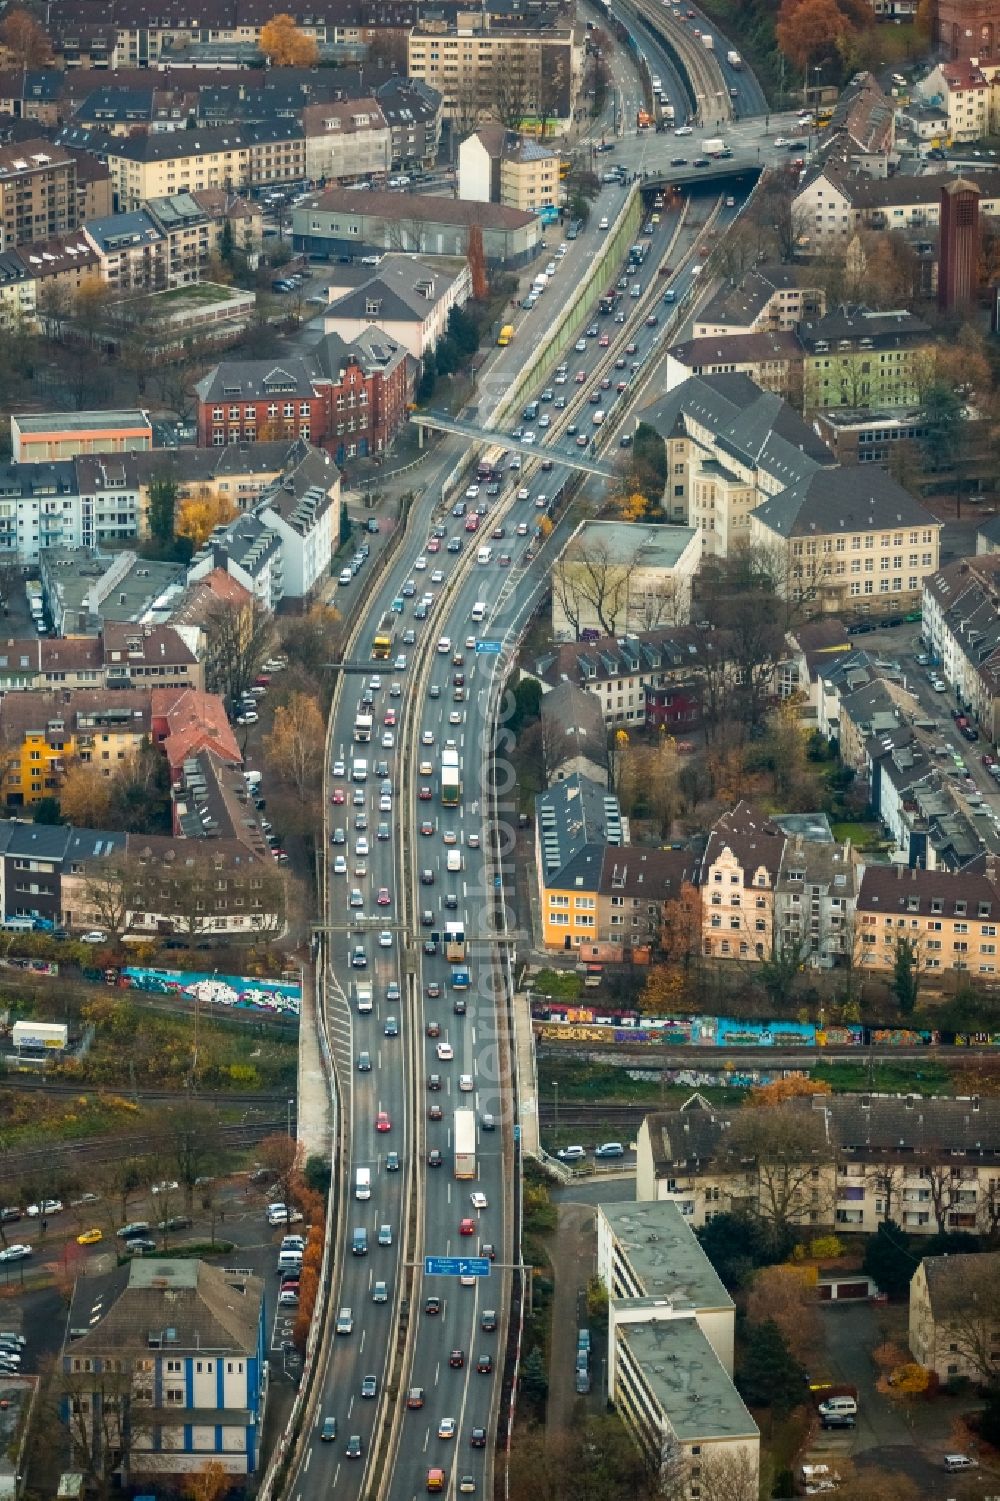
[441,745,460,807]
[454,1108,476,1179]
[372,610,394,660]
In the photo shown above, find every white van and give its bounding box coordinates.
[278,1248,303,1270]
[471,602,487,622]
[817,1395,857,1418]
[352,758,368,782]
[446,850,462,873]
[355,981,373,1013]
[355,1167,371,1200]
[477,547,492,565]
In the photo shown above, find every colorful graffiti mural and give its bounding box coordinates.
[121,967,301,1018]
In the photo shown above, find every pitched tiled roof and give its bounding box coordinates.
[67,1258,262,1356]
[151,686,241,771]
[700,800,785,885]
[857,862,1000,917]
[753,465,938,541]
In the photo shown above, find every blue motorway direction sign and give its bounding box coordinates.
[424,1255,491,1278]
[475,640,502,655]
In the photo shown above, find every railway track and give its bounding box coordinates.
[0,1077,293,1109]
[537,1103,649,1126]
[0,1118,288,1182]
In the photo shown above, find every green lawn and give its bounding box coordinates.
[830,820,881,844]
[153,282,242,307]
[813,1058,954,1095]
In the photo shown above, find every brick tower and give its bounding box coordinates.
[936,0,1000,60]
[938,177,981,313]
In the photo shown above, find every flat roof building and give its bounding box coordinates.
[12,409,152,462]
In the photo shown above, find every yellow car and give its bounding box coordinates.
[77,1228,103,1246]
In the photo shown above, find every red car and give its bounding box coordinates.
[332,788,345,804]
[376,1111,391,1133]
[427,538,441,553]
[598,333,610,347]
[377,887,391,906]
[574,370,586,383]
[419,785,433,800]
[449,1349,465,1368]
[459,1218,475,1236]
[384,709,396,726]
[465,515,480,532]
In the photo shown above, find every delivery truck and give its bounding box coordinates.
[703,137,725,156]
[727,48,742,66]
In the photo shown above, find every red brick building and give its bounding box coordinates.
[936,0,1000,59]
[194,328,410,464]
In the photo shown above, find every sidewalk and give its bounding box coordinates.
[512,992,540,1156]
[296,962,333,1163]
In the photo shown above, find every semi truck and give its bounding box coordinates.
[444,921,466,963]
[727,48,742,66]
[454,1108,476,1179]
[354,712,373,743]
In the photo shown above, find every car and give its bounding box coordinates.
[449,1349,465,1368]
[377,886,391,906]
[357,1051,372,1072]
[428,1073,443,1092]
[361,1375,378,1399]
[80,931,107,944]
[471,1191,488,1209]
[386,1151,400,1171]
[459,1477,477,1493]
[439,1418,456,1440]
[437,1041,454,1060]
[428,1147,444,1167]
[320,1416,338,1441]
[460,1273,476,1287]
[574,370,586,383]
[26,1199,63,1216]
[476,1354,493,1374]
[336,1306,354,1334]
[117,1221,151,1239]
[346,1435,363,1460]
[384,1016,399,1037]
[125,1237,157,1254]
[459,1217,475,1235]
[481,1309,497,1332]
[944,1454,978,1473]
[376,1111,391,1132]
[470,1427,487,1448]
[427,980,442,999]
[408,1386,427,1409]
[557,1145,586,1162]
[454,997,467,1015]
[379,930,392,948]
[481,1112,496,1131]
[77,1228,103,1245]
[459,1074,474,1093]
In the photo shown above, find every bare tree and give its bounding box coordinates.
[81,862,139,943]
[204,595,275,704]
[717,1102,834,1240]
[490,64,535,132]
[921,1254,1000,1384]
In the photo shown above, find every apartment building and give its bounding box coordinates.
[82,209,167,291]
[534,773,624,951]
[324,253,471,360]
[640,372,836,551]
[812,406,931,466]
[918,59,992,140]
[664,331,802,399]
[39,550,188,637]
[636,1091,1000,1237]
[597,847,694,962]
[187,514,284,611]
[255,443,340,598]
[699,802,784,961]
[922,555,1000,742]
[195,328,409,462]
[91,123,305,212]
[530,627,703,730]
[459,127,561,212]
[909,1252,1000,1382]
[692,263,826,339]
[794,163,1000,249]
[857,861,1000,980]
[798,307,933,412]
[0,688,152,805]
[552,521,700,641]
[375,76,442,169]
[62,1259,266,1478]
[772,834,861,969]
[539,681,608,785]
[0,625,201,694]
[0,140,78,252]
[302,98,391,184]
[597,1203,757,1490]
[407,18,580,127]
[749,465,941,619]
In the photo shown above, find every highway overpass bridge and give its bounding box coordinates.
[409,411,620,478]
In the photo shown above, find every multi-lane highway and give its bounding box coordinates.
[288,185,719,1501]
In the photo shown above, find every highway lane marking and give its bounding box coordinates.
[304,1450,312,1473]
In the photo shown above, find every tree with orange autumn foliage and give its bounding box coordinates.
[0,7,52,67]
[661,879,701,968]
[775,0,853,73]
[749,1076,832,1108]
[260,13,318,65]
[877,1362,931,1398]
[639,964,686,1014]
[176,488,238,549]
